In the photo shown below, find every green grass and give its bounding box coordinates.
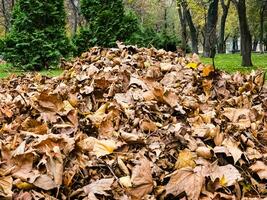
[0,63,63,78]
[201,53,267,74]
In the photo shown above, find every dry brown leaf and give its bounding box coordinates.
[83,178,114,196]
[0,176,13,199]
[223,108,251,129]
[129,157,153,200]
[222,137,243,164]
[209,164,242,187]
[87,103,109,128]
[37,92,64,112]
[165,167,204,200]
[47,146,64,186]
[140,119,158,132]
[33,175,57,190]
[249,161,267,180]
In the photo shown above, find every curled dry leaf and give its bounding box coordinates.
[249,161,267,180]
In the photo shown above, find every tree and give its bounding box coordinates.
[0,0,15,34]
[177,0,188,51]
[203,0,219,58]
[259,0,267,53]
[218,0,231,53]
[181,0,199,54]
[232,0,253,66]
[75,0,139,54]
[1,0,72,70]
[67,0,81,37]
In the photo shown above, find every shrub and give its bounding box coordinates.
[74,0,139,55]
[1,0,72,70]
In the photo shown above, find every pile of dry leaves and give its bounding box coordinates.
[0,44,266,200]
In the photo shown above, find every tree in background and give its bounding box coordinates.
[178,0,199,54]
[75,0,139,54]
[232,0,253,66]
[203,0,219,58]
[0,0,15,34]
[1,0,72,70]
[218,0,231,53]
[177,0,188,52]
[67,0,81,37]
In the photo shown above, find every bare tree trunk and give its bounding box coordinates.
[259,3,264,54]
[69,0,80,36]
[203,0,219,58]
[1,0,9,33]
[177,3,187,52]
[0,0,15,34]
[232,0,252,66]
[182,2,199,54]
[232,36,239,53]
[252,39,258,52]
[218,0,230,53]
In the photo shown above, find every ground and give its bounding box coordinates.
[0,53,266,79]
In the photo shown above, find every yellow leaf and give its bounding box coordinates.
[175,150,196,169]
[93,139,117,157]
[186,62,198,69]
[219,175,227,187]
[15,181,34,190]
[119,176,132,188]
[87,103,109,127]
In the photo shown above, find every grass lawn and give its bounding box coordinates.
[201,53,267,74]
[0,63,63,78]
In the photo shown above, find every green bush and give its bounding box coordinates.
[74,0,139,55]
[1,0,72,70]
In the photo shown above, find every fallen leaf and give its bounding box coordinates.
[93,139,117,157]
[119,176,132,188]
[222,137,243,164]
[0,176,13,198]
[250,161,267,180]
[165,167,204,200]
[32,175,57,190]
[83,178,114,196]
[129,157,153,200]
[175,150,196,169]
[202,64,214,77]
[210,164,242,187]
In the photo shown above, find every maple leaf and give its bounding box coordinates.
[129,157,154,200]
[175,149,196,169]
[165,167,204,200]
